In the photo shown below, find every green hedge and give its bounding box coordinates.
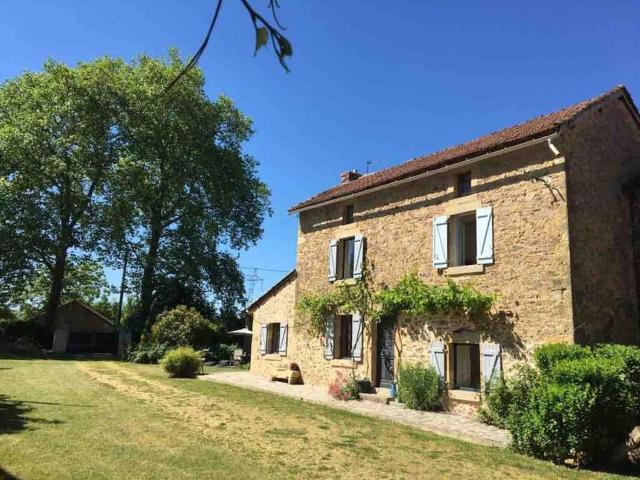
[481,343,640,467]
[160,347,201,378]
[397,362,441,411]
[151,305,218,349]
[126,343,168,364]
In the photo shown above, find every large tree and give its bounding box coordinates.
[107,52,271,333]
[0,59,123,344]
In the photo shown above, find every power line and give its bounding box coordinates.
[239,266,290,273]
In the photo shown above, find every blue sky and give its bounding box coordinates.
[2,1,638,301]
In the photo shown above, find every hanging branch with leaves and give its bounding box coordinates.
[164,0,293,93]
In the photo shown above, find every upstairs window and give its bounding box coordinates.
[432,207,493,269]
[448,213,477,266]
[343,204,354,224]
[457,172,472,197]
[328,235,364,282]
[339,237,355,279]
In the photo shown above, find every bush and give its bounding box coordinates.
[397,362,441,411]
[212,343,237,361]
[533,343,590,373]
[0,317,42,340]
[510,381,596,465]
[151,305,218,349]
[481,343,640,467]
[160,347,201,378]
[126,343,168,364]
[328,373,359,400]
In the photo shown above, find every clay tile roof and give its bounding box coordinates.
[290,85,630,213]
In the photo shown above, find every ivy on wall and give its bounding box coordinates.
[297,268,495,338]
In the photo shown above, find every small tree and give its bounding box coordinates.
[151,305,218,349]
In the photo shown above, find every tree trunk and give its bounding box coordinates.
[42,249,68,348]
[139,219,162,336]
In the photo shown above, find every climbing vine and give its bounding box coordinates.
[297,268,495,338]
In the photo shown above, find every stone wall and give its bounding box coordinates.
[249,274,297,378]
[562,97,640,345]
[292,141,574,388]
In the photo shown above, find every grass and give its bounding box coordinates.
[0,355,635,480]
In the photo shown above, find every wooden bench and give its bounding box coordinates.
[270,366,302,384]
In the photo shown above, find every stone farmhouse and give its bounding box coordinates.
[249,86,640,414]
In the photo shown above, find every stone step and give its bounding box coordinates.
[360,393,392,405]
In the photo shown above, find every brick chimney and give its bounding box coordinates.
[340,169,362,184]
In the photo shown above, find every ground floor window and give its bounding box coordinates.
[335,315,352,359]
[453,343,480,390]
[267,323,280,354]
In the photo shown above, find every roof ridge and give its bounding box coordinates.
[290,85,629,212]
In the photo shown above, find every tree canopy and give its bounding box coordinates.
[1,52,271,340]
[0,58,123,342]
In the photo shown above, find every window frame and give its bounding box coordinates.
[266,322,281,354]
[448,213,477,267]
[337,237,356,280]
[343,204,354,225]
[457,171,472,197]
[335,315,353,359]
[452,343,481,391]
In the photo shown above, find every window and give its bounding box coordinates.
[335,315,352,359]
[338,237,355,279]
[453,343,481,390]
[343,204,354,224]
[267,323,280,354]
[448,213,476,266]
[457,171,472,197]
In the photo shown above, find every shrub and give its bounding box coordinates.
[510,381,596,466]
[533,343,590,373]
[0,317,42,340]
[481,343,640,467]
[151,305,218,349]
[160,347,201,378]
[328,373,359,401]
[126,343,168,364]
[478,376,511,428]
[397,362,441,411]
[212,343,237,361]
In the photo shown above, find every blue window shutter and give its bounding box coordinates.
[328,240,338,282]
[482,343,501,386]
[430,341,445,380]
[259,324,267,354]
[353,235,365,279]
[351,313,363,361]
[278,324,288,355]
[476,207,494,265]
[432,216,448,268]
[324,315,335,360]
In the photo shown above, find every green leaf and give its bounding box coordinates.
[254,27,269,55]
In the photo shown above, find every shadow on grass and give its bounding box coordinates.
[0,395,65,435]
[0,466,20,479]
[0,353,116,362]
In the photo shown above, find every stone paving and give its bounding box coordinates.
[201,371,510,448]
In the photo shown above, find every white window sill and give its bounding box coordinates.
[263,353,285,361]
[443,264,484,276]
[447,389,481,402]
[332,278,357,286]
[330,358,356,368]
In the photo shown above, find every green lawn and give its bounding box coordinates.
[0,356,633,480]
